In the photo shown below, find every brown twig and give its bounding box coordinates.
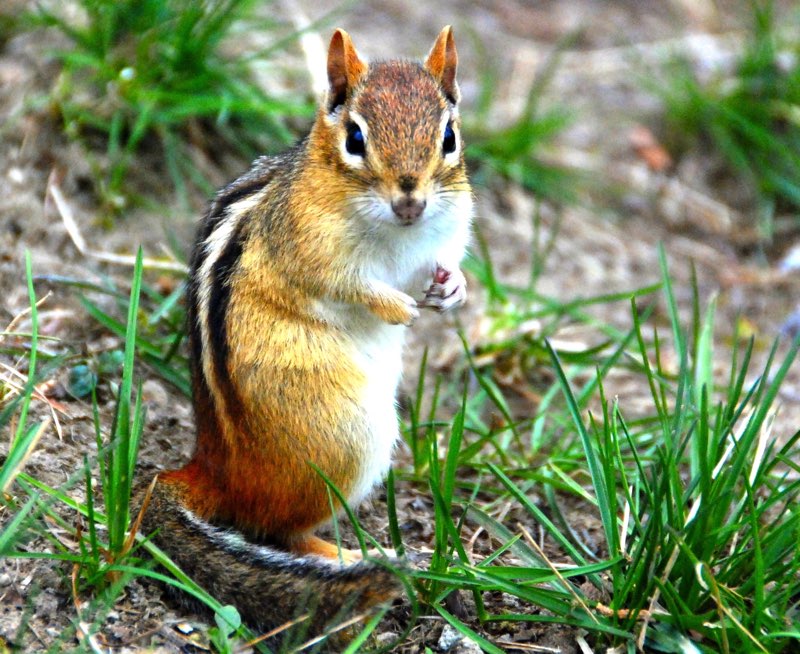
[518,524,598,624]
[47,170,187,274]
[121,475,158,559]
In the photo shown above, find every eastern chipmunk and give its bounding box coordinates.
[139,26,472,639]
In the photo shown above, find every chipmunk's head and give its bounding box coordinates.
[313,26,471,229]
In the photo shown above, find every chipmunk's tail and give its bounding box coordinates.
[136,476,403,643]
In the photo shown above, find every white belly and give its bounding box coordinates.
[311,296,406,506]
[347,321,405,506]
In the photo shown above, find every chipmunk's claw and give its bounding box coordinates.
[419,266,467,313]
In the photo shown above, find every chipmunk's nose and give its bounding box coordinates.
[391,195,426,225]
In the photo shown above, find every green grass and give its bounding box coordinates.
[24,0,574,212]
[658,0,800,233]
[0,8,23,49]
[77,247,146,588]
[43,270,191,397]
[0,253,48,550]
[5,241,799,651]
[31,0,313,209]
[464,33,578,204]
[0,254,263,651]
[1,252,154,648]
[395,245,800,653]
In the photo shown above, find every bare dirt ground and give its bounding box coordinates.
[1,0,799,652]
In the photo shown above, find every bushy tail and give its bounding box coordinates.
[136,476,403,644]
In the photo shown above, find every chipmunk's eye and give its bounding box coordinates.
[345,122,365,156]
[443,121,456,155]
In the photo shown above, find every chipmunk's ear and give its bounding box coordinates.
[327,29,368,112]
[425,25,459,104]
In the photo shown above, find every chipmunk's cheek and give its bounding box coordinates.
[351,192,396,226]
[427,188,473,224]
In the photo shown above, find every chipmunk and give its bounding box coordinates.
[138,25,472,639]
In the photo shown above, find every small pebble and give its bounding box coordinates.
[8,167,25,185]
[374,632,397,646]
[438,624,481,652]
[779,243,800,273]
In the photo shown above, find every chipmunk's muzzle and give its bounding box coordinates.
[391,196,426,225]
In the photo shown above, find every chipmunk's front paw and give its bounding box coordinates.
[420,266,467,313]
[369,285,419,326]
[388,292,420,326]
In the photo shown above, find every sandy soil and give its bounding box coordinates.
[1,1,799,652]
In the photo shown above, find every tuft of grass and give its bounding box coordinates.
[403,242,800,652]
[92,247,146,574]
[10,237,799,650]
[32,0,313,208]
[1,254,265,650]
[0,252,151,647]
[531,249,800,652]
[0,253,49,553]
[658,1,800,230]
[0,7,22,49]
[465,33,579,204]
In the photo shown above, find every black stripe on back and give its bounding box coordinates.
[186,277,204,394]
[193,156,279,255]
[206,221,245,404]
[217,175,271,212]
[194,177,264,252]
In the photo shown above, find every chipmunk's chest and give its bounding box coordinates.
[360,223,443,293]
